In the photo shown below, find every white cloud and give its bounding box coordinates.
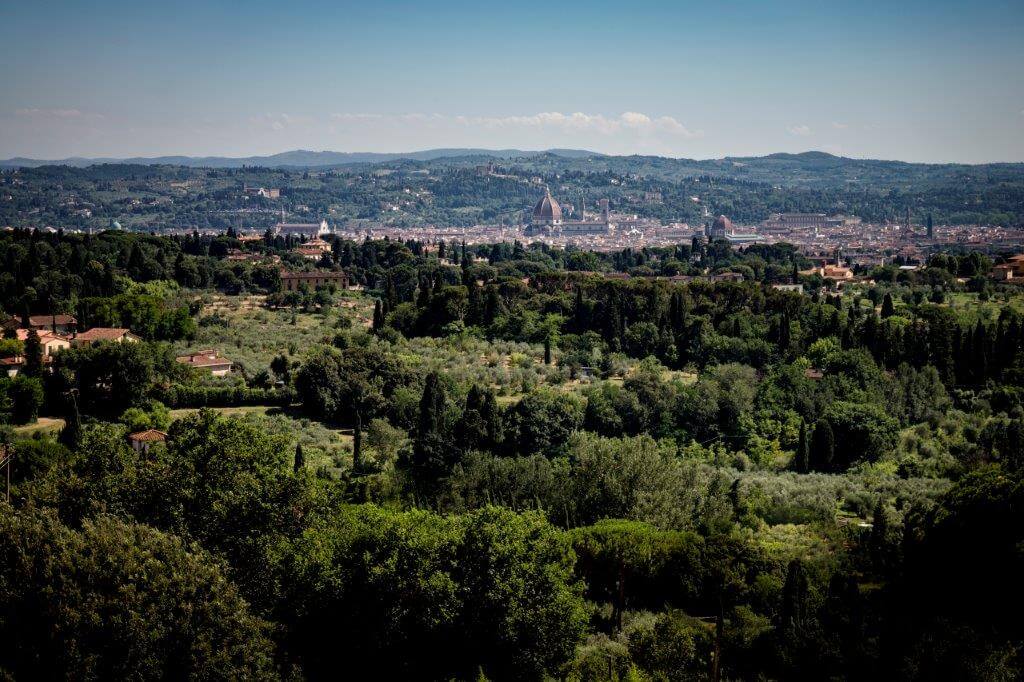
[831,121,849,129]
[787,124,813,136]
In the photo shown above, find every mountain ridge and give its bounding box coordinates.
[0,148,602,169]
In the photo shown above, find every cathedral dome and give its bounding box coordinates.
[532,189,562,223]
[712,215,733,233]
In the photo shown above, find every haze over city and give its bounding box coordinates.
[2,0,1023,163]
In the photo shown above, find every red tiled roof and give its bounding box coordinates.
[0,355,52,366]
[28,314,76,327]
[75,327,133,341]
[532,190,562,222]
[127,429,168,442]
[15,329,68,343]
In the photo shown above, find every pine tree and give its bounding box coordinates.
[293,443,305,473]
[810,419,835,472]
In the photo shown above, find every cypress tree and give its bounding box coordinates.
[729,478,743,520]
[481,390,503,449]
[810,419,835,472]
[778,314,792,353]
[870,501,891,571]
[59,393,82,451]
[293,443,305,473]
[573,287,587,331]
[456,384,486,450]
[796,419,810,473]
[413,372,449,476]
[418,372,445,437]
[23,328,44,378]
[372,299,383,332]
[780,559,810,631]
[972,320,989,383]
[881,293,895,319]
[466,282,482,326]
[543,336,552,365]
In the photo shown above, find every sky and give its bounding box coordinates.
[1,0,1022,163]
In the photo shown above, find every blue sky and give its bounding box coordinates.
[1,0,1022,162]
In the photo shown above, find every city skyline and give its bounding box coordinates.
[1,0,1022,163]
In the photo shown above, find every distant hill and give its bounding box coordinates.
[0,148,603,169]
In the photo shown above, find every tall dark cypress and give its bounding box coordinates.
[573,287,587,332]
[372,299,383,332]
[456,384,486,451]
[293,443,305,474]
[481,390,503,449]
[881,293,895,319]
[413,372,449,476]
[780,559,810,632]
[811,419,835,472]
[59,392,82,451]
[23,329,44,378]
[796,419,810,473]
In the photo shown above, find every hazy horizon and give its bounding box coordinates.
[5,146,1024,167]
[1,0,1022,164]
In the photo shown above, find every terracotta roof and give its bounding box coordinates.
[15,329,69,343]
[0,355,52,366]
[127,429,168,442]
[74,327,134,341]
[29,314,76,327]
[532,190,562,222]
[712,215,733,233]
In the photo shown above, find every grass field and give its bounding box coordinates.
[13,417,65,439]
